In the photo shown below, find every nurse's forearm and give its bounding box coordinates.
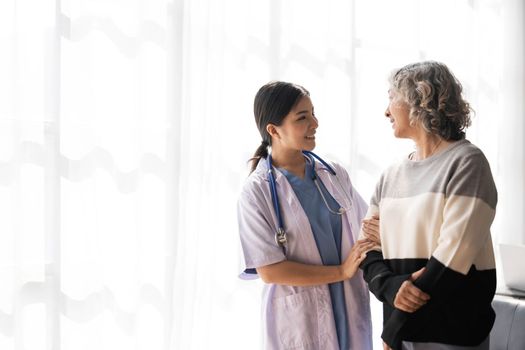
[257,239,374,286]
[256,261,349,286]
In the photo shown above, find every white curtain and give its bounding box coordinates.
[1,0,523,349]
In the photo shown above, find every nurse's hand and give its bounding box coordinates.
[393,267,430,313]
[362,215,380,245]
[383,341,392,350]
[341,239,376,279]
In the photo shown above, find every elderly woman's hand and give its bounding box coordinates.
[394,268,431,313]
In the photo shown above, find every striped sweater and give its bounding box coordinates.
[360,139,497,349]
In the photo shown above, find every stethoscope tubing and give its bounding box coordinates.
[304,150,336,176]
[267,154,285,233]
[266,150,344,252]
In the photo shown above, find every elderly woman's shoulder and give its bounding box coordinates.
[450,140,492,170]
[453,139,487,158]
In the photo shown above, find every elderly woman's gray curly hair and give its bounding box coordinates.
[389,61,472,140]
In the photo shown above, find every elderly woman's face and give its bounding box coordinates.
[385,89,412,138]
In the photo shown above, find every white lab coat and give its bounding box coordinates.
[238,158,373,350]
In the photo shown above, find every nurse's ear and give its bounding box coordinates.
[266,123,280,140]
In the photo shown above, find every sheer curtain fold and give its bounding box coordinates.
[0,0,523,349]
[3,0,173,349]
[499,0,525,244]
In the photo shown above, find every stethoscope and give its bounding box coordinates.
[266,150,353,253]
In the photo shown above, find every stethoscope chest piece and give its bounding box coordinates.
[275,227,287,246]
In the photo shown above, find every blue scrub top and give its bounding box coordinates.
[278,161,349,350]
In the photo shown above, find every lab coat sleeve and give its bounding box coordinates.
[237,186,286,278]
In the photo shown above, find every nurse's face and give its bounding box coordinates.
[385,89,413,139]
[270,96,318,152]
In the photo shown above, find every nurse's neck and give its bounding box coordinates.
[271,148,306,179]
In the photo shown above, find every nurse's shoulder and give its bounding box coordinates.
[239,157,270,204]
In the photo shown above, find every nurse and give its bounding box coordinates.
[237,81,377,350]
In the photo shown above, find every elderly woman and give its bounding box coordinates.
[360,61,497,350]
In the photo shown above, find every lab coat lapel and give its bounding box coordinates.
[314,162,354,260]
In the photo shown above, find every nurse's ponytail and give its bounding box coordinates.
[250,81,309,174]
[250,140,269,173]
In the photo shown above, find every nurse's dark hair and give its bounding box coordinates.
[250,81,310,173]
[389,61,472,140]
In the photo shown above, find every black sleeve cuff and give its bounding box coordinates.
[360,250,410,307]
